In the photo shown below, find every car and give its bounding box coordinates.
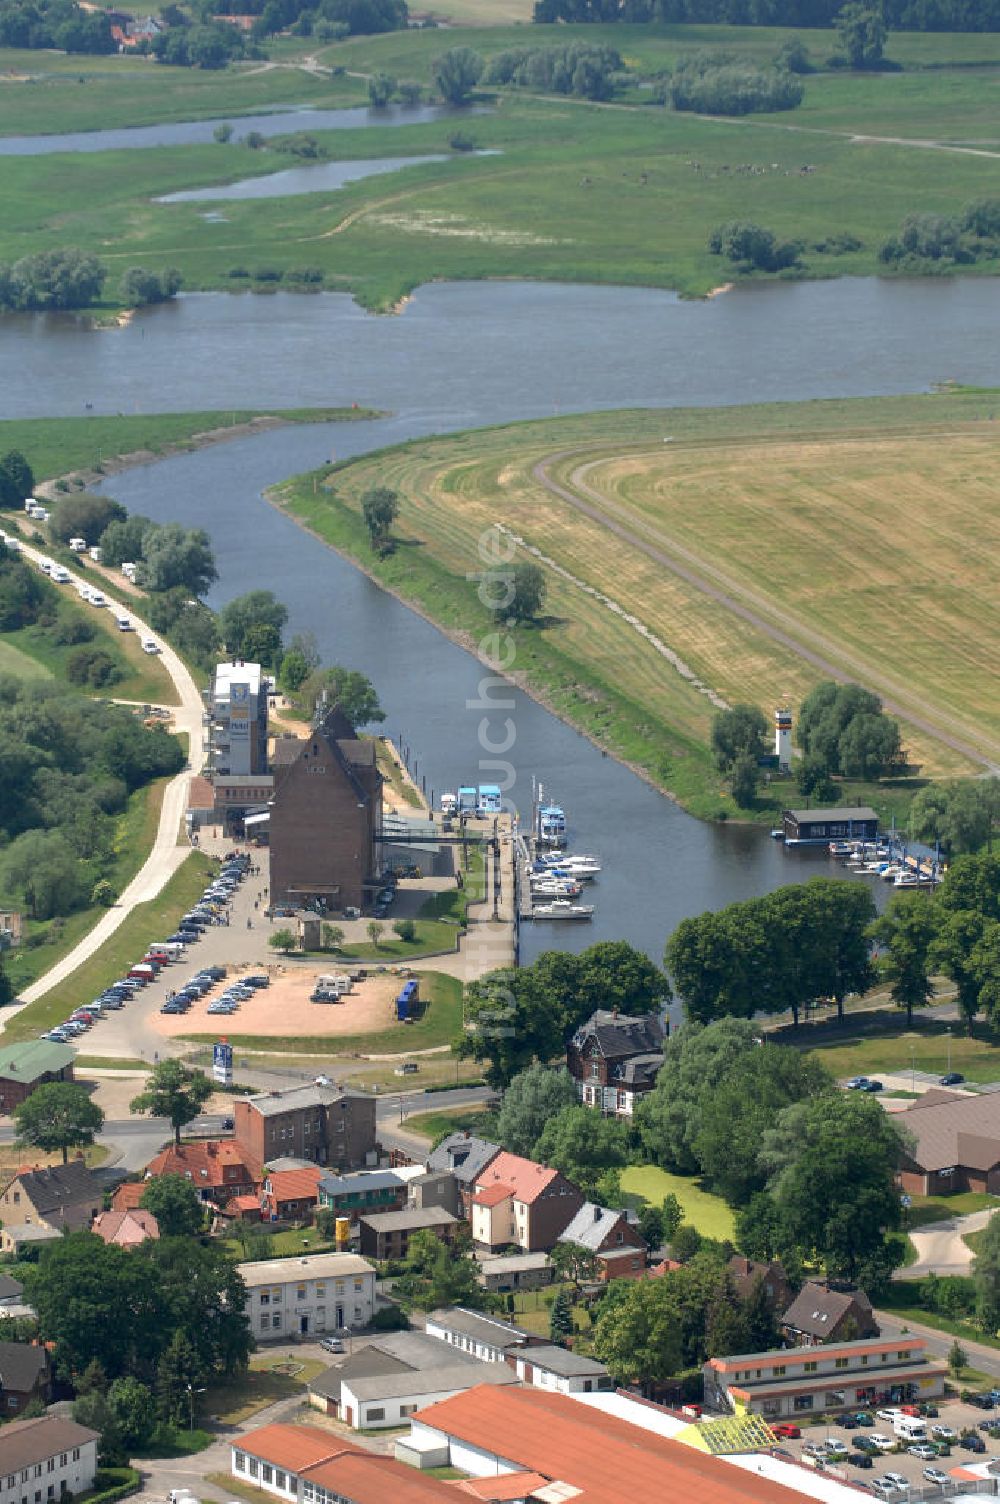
[866,1434,896,1452]
[848,1452,873,1469]
[876,1410,903,1425]
[940,1072,965,1086]
[922,1468,949,1487]
[960,1433,986,1452]
[929,1425,956,1441]
[899,1404,921,1417]
[802,1443,827,1459]
[840,1415,859,1431]
[320,1335,344,1354]
[846,1076,870,1089]
[222,1116,234,1131]
[771,1424,800,1440]
[907,1444,938,1460]
[863,1079,884,1092]
[161,1002,184,1014]
[868,1483,896,1499]
[883,1472,909,1489]
[918,1403,939,1418]
[967,1393,995,1409]
[244,975,269,989]
[855,1412,874,1427]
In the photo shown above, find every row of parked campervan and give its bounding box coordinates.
[24,497,50,523]
[37,557,71,585]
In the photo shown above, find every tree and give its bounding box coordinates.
[107,1376,156,1449]
[533,1106,629,1201]
[133,522,216,596]
[2,248,106,311]
[73,1389,125,1465]
[49,491,125,546]
[368,70,395,106]
[457,965,569,1090]
[708,221,799,271]
[870,891,938,1026]
[366,920,385,949]
[218,590,288,660]
[591,1274,683,1387]
[361,486,398,550]
[710,703,768,773]
[494,1063,578,1157]
[637,1017,758,1172]
[299,665,384,727]
[155,1329,201,1426]
[931,908,988,1034]
[120,267,183,308]
[241,621,283,668]
[0,450,35,507]
[730,752,760,808]
[505,561,546,624]
[323,923,346,951]
[214,122,233,142]
[22,1233,158,1380]
[549,1287,573,1341]
[974,1210,1000,1335]
[270,927,296,954]
[550,1240,600,1291]
[938,853,1000,922]
[909,779,1000,856]
[798,680,902,779]
[574,940,670,1016]
[130,1059,212,1147]
[139,1173,205,1237]
[99,512,155,568]
[835,1,887,67]
[278,647,310,694]
[432,46,483,105]
[948,1338,968,1380]
[14,1081,104,1164]
[3,827,89,919]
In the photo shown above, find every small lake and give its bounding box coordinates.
[0,102,486,156]
[156,153,453,203]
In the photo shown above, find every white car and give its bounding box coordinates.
[866,1433,897,1452]
[884,1473,910,1489]
[877,1409,903,1424]
[907,1444,937,1460]
[923,1468,949,1487]
[930,1424,956,1441]
[141,638,161,654]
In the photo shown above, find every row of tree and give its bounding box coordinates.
[533,0,996,33]
[665,51,805,113]
[879,198,1000,268]
[483,42,624,100]
[0,250,183,314]
[0,0,114,53]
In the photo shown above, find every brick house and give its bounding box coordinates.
[0,1042,75,1115]
[0,1161,102,1245]
[896,1089,1000,1196]
[261,1166,324,1223]
[557,1202,647,1281]
[358,1207,459,1261]
[145,1140,261,1208]
[470,1152,584,1253]
[0,1343,49,1416]
[567,1011,665,1118]
[780,1281,877,1347]
[234,1084,376,1172]
[728,1256,793,1312]
[268,707,383,915]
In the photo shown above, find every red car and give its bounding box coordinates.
[772,1424,801,1439]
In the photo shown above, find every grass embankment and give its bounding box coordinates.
[0,1144,108,1175]
[375,737,424,810]
[345,1058,484,1093]
[802,1012,1000,1085]
[908,1192,999,1226]
[276,389,1000,820]
[0,38,996,309]
[3,851,216,1039]
[403,1103,492,1141]
[0,776,171,1001]
[620,1164,736,1241]
[1,600,174,705]
[183,969,463,1054]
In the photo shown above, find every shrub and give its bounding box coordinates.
[371,1303,410,1331]
[708,221,801,271]
[449,131,476,151]
[393,918,417,942]
[66,646,123,688]
[253,267,284,283]
[51,605,96,645]
[667,53,804,115]
[227,266,250,279]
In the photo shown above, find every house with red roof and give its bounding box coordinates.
[469,1152,583,1252]
[261,1166,323,1223]
[92,1209,159,1247]
[145,1140,261,1208]
[232,1422,464,1504]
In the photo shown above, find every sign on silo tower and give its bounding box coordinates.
[774,707,792,771]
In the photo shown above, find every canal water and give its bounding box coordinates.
[155,153,451,203]
[5,275,999,962]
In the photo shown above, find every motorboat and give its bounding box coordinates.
[894,872,920,887]
[531,878,583,898]
[531,899,594,920]
[538,803,567,846]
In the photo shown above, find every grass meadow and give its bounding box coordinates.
[620,1163,737,1241]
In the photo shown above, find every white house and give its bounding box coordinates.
[237,1253,375,1341]
[0,1416,98,1504]
[509,1344,611,1396]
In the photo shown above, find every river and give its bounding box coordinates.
[0,273,967,963]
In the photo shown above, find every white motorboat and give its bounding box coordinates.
[538,803,567,847]
[531,899,594,921]
[530,878,583,898]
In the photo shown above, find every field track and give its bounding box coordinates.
[533,439,1000,773]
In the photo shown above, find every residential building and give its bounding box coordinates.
[238,1253,376,1340]
[109,1182,146,1214]
[424,1309,541,1365]
[399,1384,813,1504]
[0,1276,24,1309]
[727,1257,793,1312]
[358,1207,459,1261]
[0,1161,102,1245]
[0,1227,59,1257]
[0,1345,48,1416]
[557,1202,647,1281]
[232,1423,461,1504]
[318,1169,406,1225]
[469,1152,584,1252]
[704,1335,946,1419]
[477,1252,553,1294]
[91,1209,159,1247]
[567,1010,665,1117]
[425,1134,500,1219]
[307,1332,516,1431]
[0,1042,75,1114]
[407,1170,460,1218]
[206,660,269,778]
[0,1416,99,1502]
[507,1345,611,1396]
[269,706,383,915]
[896,1087,1000,1195]
[780,1282,877,1347]
[261,1166,324,1223]
[235,1084,377,1172]
[781,805,879,846]
[144,1140,260,1207]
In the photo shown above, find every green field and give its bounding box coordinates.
[0,636,50,678]
[803,1013,1000,1085]
[620,1164,736,1241]
[0,30,996,310]
[3,851,216,1040]
[1,599,175,704]
[275,388,1000,819]
[404,1102,492,1140]
[183,969,463,1054]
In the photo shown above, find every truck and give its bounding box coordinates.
[50,565,71,585]
[894,1416,927,1442]
[115,612,132,632]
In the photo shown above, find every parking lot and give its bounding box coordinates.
[766,1396,1000,1496]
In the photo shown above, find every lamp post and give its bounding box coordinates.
[946,1027,952,1075]
[911,1047,916,1095]
[186,1383,206,1433]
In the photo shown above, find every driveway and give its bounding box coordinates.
[900,1207,997,1279]
[5,537,207,1017]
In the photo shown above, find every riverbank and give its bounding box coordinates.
[270,388,1000,822]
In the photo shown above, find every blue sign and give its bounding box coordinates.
[213,1040,233,1085]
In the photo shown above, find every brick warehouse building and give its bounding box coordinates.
[268,706,383,915]
[234,1084,377,1172]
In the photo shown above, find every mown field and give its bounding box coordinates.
[276,388,999,818]
[0,29,996,308]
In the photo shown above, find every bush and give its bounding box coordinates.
[667,53,804,115]
[66,646,123,689]
[371,1303,410,1331]
[253,267,284,283]
[708,221,801,271]
[51,605,96,646]
[227,266,250,279]
[449,131,476,151]
[393,918,417,942]
[80,1470,140,1504]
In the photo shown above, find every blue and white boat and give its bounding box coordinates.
[538,803,567,847]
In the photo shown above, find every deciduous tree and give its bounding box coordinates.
[14,1081,104,1164]
[130,1059,212,1147]
[432,46,483,105]
[870,891,938,1026]
[139,1173,205,1237]
[494,1063,578,1157]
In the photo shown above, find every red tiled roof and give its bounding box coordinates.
[92,1209,159,1246]
[111,1182,146,1212]
[472,1182,513,1209]
[473,1152,559,1206]
[240,1424,356,1473]
[265,1167,323,1203]
[414,1386,808,1504]
[305,1454,459,1502]
[146,1140,261,1189]
[457,1474,550,1500]
[228,1195,262,1212]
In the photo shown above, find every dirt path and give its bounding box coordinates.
[899,1206,996,1279]
[531,445,1000,772]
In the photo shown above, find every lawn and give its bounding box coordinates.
[277,387,1000,820]
[2,600,174,706]
[908,1192,999,1227]
[620,1164,736,1241]
[345,1058,484,1093]
[183,969,463,1054]
[403,1102,493,1141]
[804,1014,1000,1086]
[3,851,216,1039]
[204,1351,327,1425]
